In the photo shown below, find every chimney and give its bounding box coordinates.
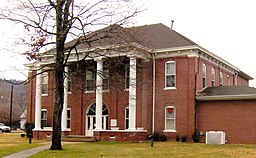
[171,20,174,30]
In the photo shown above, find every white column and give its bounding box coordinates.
[128,56,137,130]
[95,57,103,130]
[62,66,68,131]
[34,68,42,130]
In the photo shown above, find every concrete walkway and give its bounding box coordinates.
[3,143,51,158]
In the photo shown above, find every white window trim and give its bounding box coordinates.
[102,69,109,92]
[67,74,72,94]
[41,109,47,128]
[124,107,129,130]
[85,68,95,93]
[124,64,130,91]
[165,61,176,89]
[41,72,48,96]
[202,63,206,88]
[211,68,215,86]
[220,71,223,86]
[67,108,71,129]
[164,106,176,132]
[227,75,230,86]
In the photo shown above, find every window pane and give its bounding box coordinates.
[86,80,94,91]
[166,108,175,118]
[166,75,175,87]
[125,64,130,89]
[166,62,175,75]
[202,64,206,77]
[42,85,48,94]
[166,119,175,130]
[86,70,93,80]
[41,111,46,119]
[103,79,109,90]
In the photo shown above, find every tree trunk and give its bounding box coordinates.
[50,62,64,150]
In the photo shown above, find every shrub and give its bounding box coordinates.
[152,132,160,141]
[159,135,167,142]
[181,135,187,142]
[176,135,180,142]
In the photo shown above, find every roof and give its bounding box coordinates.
[196,86,256,101]
[38,23,253,80]
[62,23,197,51]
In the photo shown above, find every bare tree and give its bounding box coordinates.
[0,0,139,150]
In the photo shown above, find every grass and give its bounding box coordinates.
[0,132,46,157]
[30,141,256,158]
[1,133,256,158]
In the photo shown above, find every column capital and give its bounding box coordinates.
[127,54,137,60]
[94,57,104,62]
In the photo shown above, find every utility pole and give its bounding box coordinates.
[9,85,13,129]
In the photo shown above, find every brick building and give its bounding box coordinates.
[26,23,256,143]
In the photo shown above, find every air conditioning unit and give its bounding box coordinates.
[206,131,225,144]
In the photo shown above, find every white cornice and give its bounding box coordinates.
[196,94,256,101]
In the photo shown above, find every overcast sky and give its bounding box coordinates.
[0,0,255,87]
[135,0,256,87]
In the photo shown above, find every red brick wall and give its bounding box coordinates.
[154,56,196,141]
[94,131,148,142]
[27,58,153,136]
[197,59,235,90]
[237,76,249,86]
[197,100,256,144]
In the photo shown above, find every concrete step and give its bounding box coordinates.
[62,135,95,142]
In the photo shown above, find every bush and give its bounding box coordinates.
[152,132,160,141]
[181,135,187,142]
[192,130,200,143]
[175,135,180,142]
[159,135,167,141]
[24,122,34,138]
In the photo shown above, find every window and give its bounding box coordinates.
[125,64,130,90]
[164,106,176,132]
[227,75,231,86]
[41,109,47,128]
[67,108,71,129]
[165,61,176,88]
[125,107,129,129]
[220,71,223,86]
[202,63,206,88]
[41,72,48,95]
[103,69,109,91]
[211,68,215,87]
[67,74,72,93]
[86,69,95,92]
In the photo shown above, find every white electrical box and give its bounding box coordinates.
[206,131,225,144]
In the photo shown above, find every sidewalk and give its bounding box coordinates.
[3,143,51,158]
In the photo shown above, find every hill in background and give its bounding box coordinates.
[0,79,26,127]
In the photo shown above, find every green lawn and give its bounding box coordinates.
[30,141,256,158]
[0,132,45,157]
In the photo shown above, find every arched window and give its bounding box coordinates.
[87,103,108,115]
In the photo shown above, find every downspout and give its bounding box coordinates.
[152,53,156,133]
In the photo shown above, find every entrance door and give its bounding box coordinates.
[86,103,108,136]
[86,115,96,136]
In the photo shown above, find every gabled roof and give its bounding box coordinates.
[196,86,256,101]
